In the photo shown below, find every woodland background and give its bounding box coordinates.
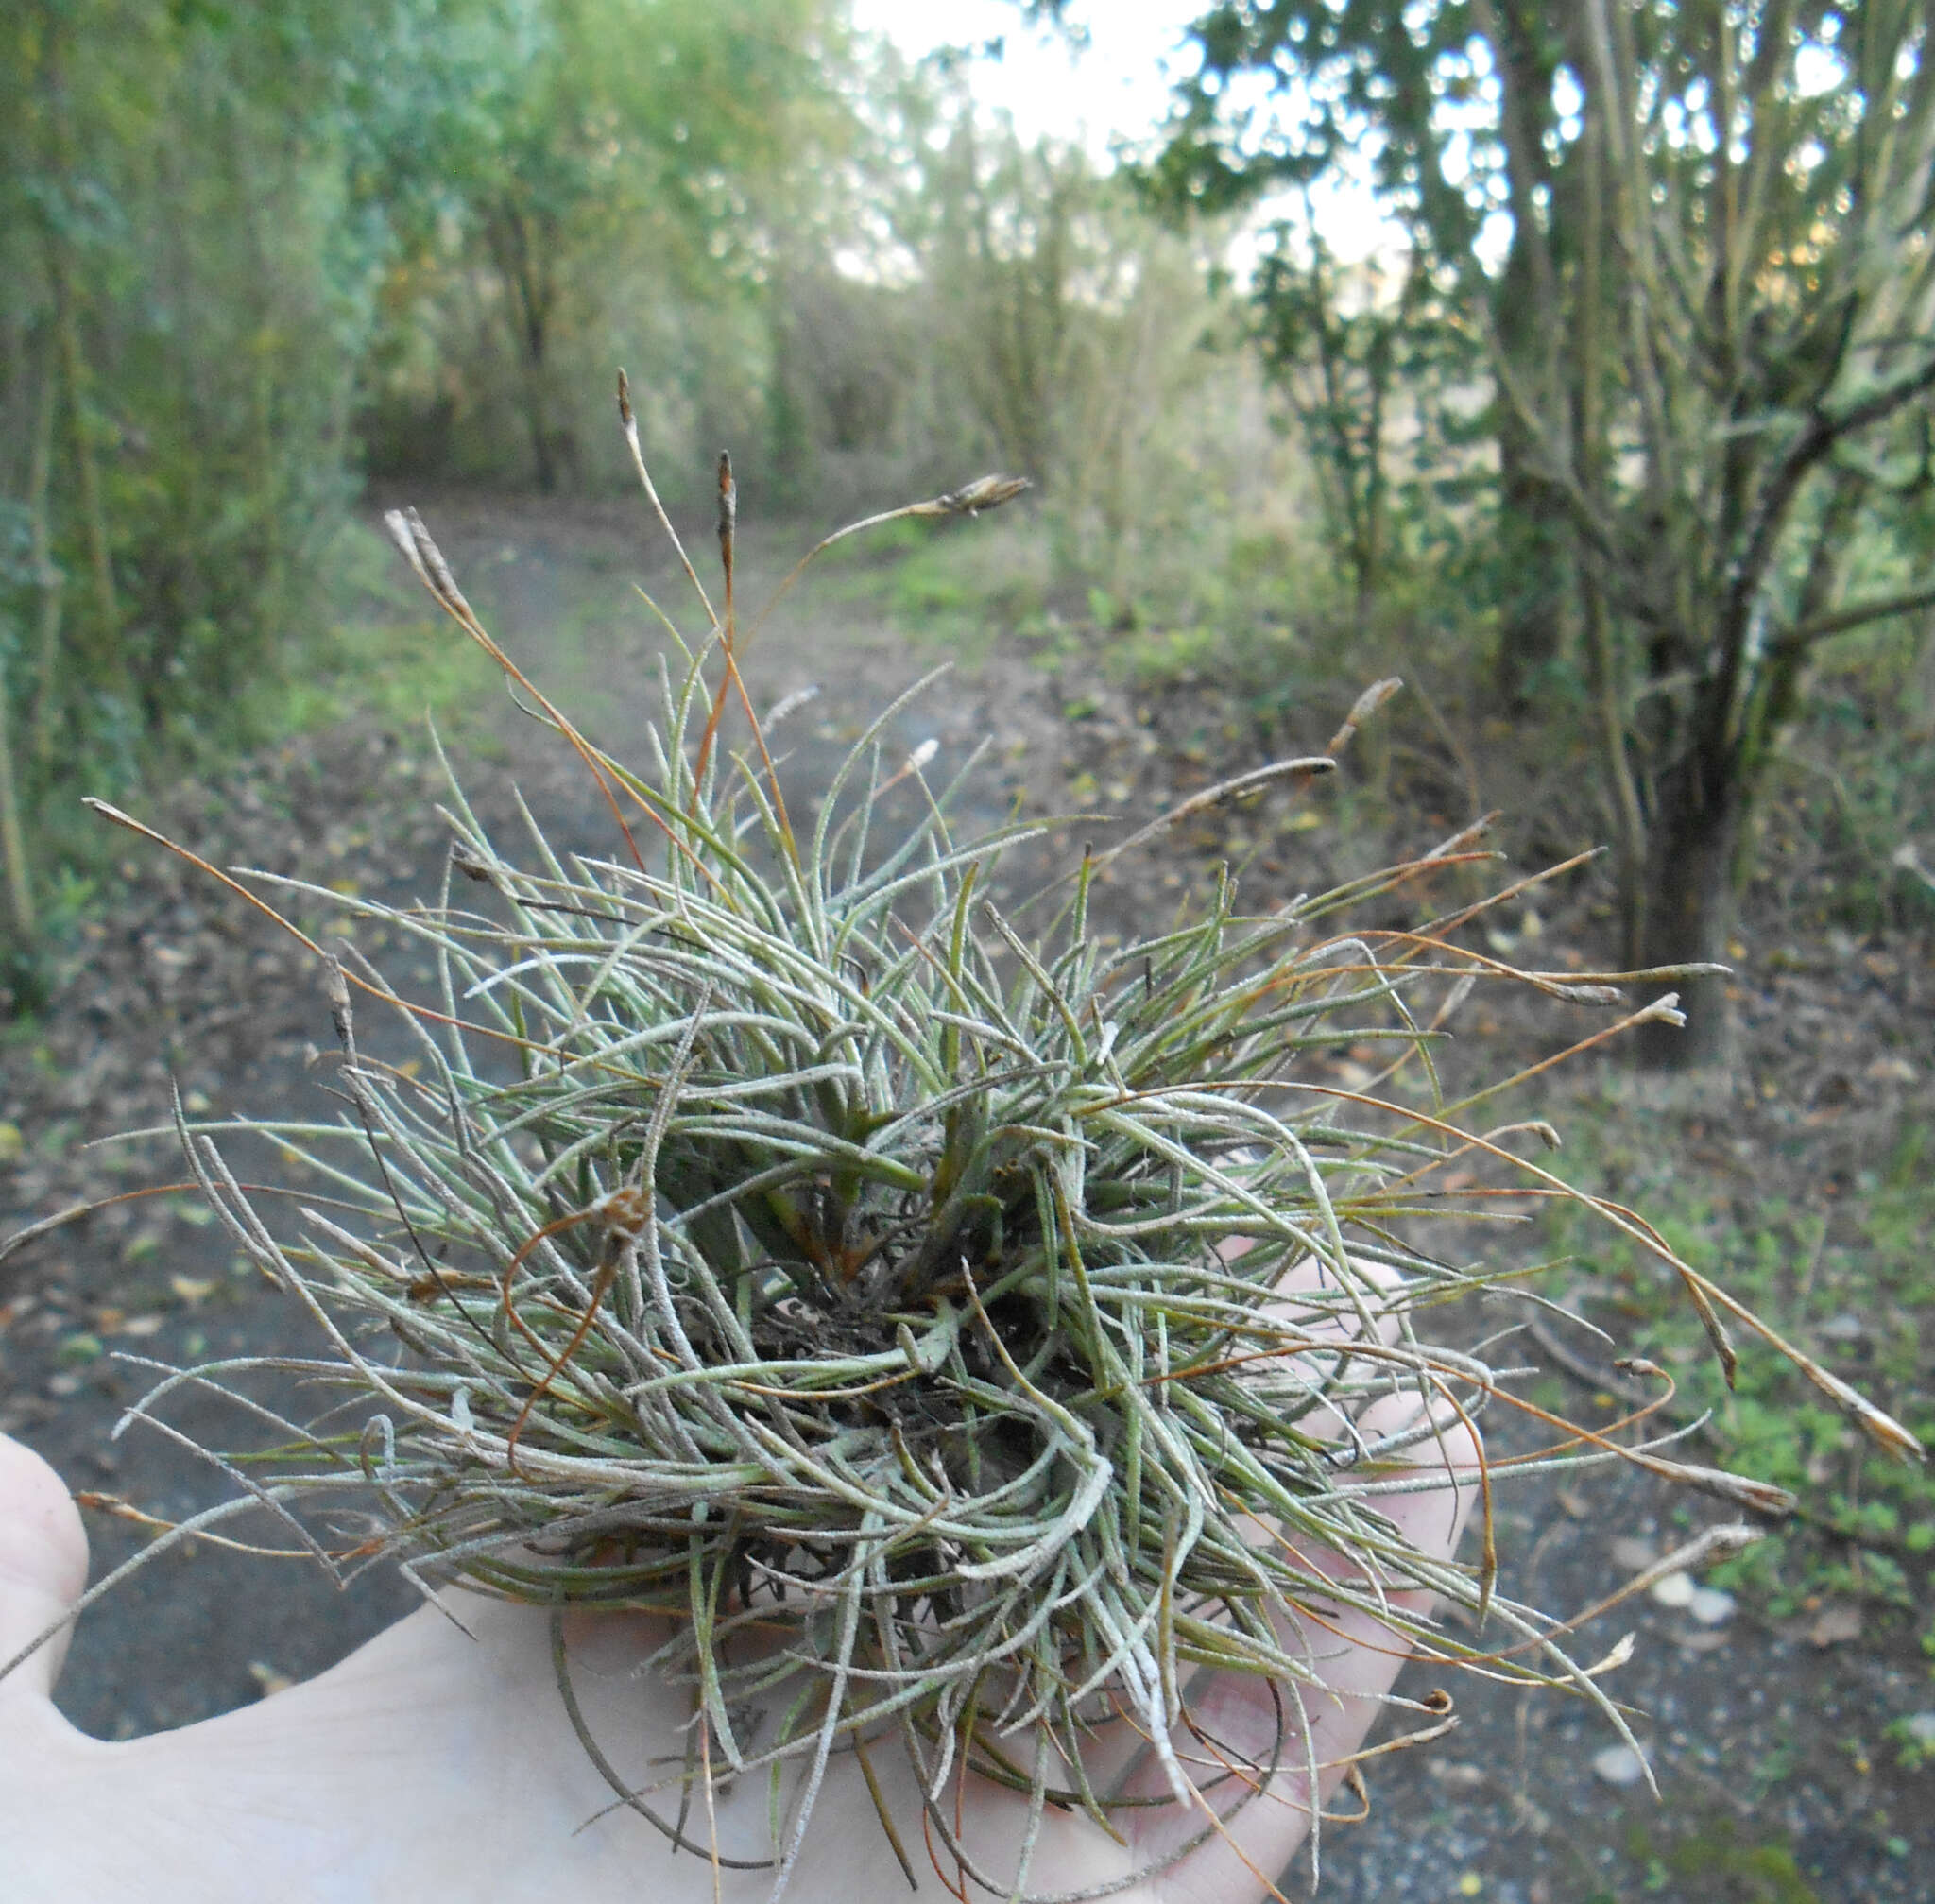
[3,0,1932,1048]
[1,7,1933,1894]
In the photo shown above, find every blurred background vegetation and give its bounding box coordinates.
[1,0,1929,1054]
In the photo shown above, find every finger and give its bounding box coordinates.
[1107,1406,1482,1897]
[929,1387,1480,1902]
[1231,1243,1408,1461]
[1344,1388,1483,1574]
[0,1432,90,1703]
[1027,1250,1438,1786]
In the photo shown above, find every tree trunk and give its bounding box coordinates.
[27,354,67,767]
[522,363,558,495]
[36,10,122,695]
[487,198,562,493]
[1633,757,1744,1068]
[1482,9,1571,712]
[1492,410,1570,709]
[0,657,36,942]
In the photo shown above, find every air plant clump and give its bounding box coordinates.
[16,390,1924,1899]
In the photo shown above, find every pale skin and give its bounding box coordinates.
[0,1256,1479,1903]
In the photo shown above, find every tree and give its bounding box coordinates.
[1147,0,1583,707]
[0,0,529,950]
[0,0,853,952]
[366,0,850,495]
[1247,208,1467,637]
[849,84,1244,601]
[1151,0,1935,1063]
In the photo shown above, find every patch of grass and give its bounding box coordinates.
[812,511,1051,659]
[270,608,487,739]
[1546,1109,1935,1615]
[807,492,1375,724]
[1620,1819,1821,1904]
[248,519,496,743]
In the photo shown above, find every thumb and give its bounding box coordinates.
[0,1432,90,1703]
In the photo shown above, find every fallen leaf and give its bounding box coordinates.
[1808,1602,1863,1648]
[170,1275,217,1306]
[1675,1628,1731,1654]
[1865,1055,1915,1084]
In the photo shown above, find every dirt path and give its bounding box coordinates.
[2,493,1926,1901]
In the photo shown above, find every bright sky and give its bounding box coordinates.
[848,0,1198,158]
[847,0,1399,264]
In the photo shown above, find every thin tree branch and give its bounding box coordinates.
[1783,577,1935,649]
[1723,349,1935,685]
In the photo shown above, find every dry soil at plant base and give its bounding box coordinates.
[1,493,1928,1904]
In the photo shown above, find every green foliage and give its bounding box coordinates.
[1148,1,1935,1058]
[1244,216,1484,626]
[0,0,522,935]
[1763,591,1935,935]
[358,0,851,499]
[1621,1820,1821,1904]
[0,0,864,960]
[1884,1712,1935,1771]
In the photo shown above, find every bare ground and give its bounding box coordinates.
[3,493,1929,1903]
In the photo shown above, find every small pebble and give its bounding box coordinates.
[248,1661,295,1698]
[1687,1586,1737,1625]
[1592,1744,1648,1787]
[1650,1570,1696,1608]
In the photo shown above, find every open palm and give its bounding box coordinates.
[0,1292,1476,1902]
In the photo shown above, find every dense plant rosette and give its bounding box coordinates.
[11,454,1921,1900]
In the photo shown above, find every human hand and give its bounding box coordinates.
[0,1267,1477,1903]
